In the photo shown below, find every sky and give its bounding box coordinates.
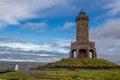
[0,0,120,63]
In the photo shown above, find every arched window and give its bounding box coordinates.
[72,50,76,58]
[89,50,94,58]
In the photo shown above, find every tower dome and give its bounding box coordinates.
[79,9,86,15]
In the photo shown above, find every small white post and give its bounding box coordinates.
[15,64,19,71]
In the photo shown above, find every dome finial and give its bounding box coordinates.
[79,8,86,15]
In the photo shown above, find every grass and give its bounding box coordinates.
[0,69,14,74]
[52,58,118,66]
[0,70,120,80]
[33,58,119,70]
[33,70,120,80]
[0,72,35,80]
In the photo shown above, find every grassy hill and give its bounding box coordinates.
[51,58,118,66]
[34,58,119,70]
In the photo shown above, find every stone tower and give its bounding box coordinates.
[69,9,97,58]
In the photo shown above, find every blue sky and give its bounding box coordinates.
[0,0,120,63]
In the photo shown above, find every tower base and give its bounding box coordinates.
[69,41,97,58]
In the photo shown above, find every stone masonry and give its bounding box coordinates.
[69,9,97,58]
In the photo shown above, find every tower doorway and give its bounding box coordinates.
[79,49,87,58]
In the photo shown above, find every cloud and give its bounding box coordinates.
[90,19,120,39]
[22,22,47,31]
[0,42,43,51]
[90,18,120,63]
[0,40,70,62]
[0,40,70,53]
[0,58,60,62]
[63,22,75,29]
[56,22,75,30]
[0,0,68,25]
[103,0,120,16]
[0,0,88,27]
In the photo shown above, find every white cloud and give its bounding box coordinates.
[90,19,120,39]
[63,22,75,29]
[18,53,55,57]
[0,40,70,62]
[103,0,120,16]
[0,58,37,62]
[90,18,120,63]
[38,54,55,57]
[0,42,41,51]
[0,58,60,62]
[0,0,68,25]
[56,40,71,47]
[22,22,47,30]
[0,40,70,53]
